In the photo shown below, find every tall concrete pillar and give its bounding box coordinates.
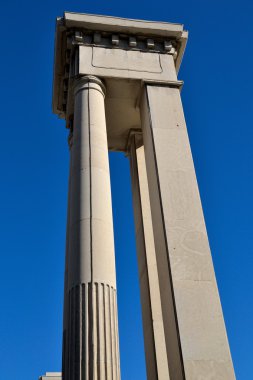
[141,84,235,379]
[129,135,170,380]
[52,12,236,380]
[62,75,120,380]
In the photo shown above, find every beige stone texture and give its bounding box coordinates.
[39,373,61,380]
[129,138,170,380]
[141,84,235,379]
[78,46,177,82]
[62,76,120,380]
[68,78,116,288]
[52,11,236,380]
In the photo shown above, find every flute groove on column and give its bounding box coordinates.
[62,76,121,380]
[65,283,118,380]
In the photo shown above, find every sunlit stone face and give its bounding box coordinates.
[51,12,235,380]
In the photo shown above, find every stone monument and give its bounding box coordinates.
[51,11,236,380]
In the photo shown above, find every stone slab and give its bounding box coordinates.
[79,46,177,82]
[64,12,184,36]
[141,84,236,379]
[39,373,61,380]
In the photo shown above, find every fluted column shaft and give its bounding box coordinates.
[62,76,120,380]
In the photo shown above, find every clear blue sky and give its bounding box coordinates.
[0,1,252,379]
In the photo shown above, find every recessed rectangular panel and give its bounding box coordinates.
[79,46,177,82]
[92,47,162,73]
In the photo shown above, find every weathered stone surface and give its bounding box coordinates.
[141,84,235,379]
[52,12,235,380]
[78,46,177,81]
[63,76,120,380]
[130,138,170,380]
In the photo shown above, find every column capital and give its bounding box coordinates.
[74,75,106,98]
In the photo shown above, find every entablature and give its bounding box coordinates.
[53,12,188,121]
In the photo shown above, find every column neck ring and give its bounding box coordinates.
[74,75,106,98]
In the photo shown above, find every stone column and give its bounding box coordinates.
[62,142,71,375]
[141,84,235,379]
[129,135,170,380]
[62,76,120,380]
